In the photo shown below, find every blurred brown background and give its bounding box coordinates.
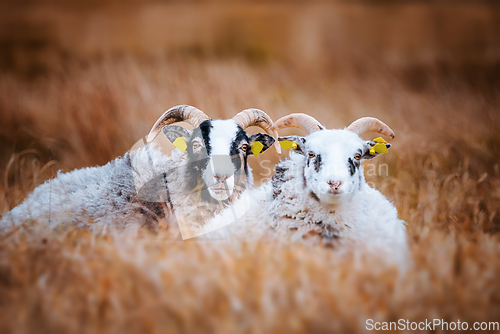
[1,1,499,79]
[1,0,499,212]
[2,0,500,212]
[1,2,500,333]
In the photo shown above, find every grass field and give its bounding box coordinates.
[0,57,499,333]
[1,2,500,332]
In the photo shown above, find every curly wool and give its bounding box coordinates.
[207,150,407,264]
[267,152,407,250]
[0,144,174,230]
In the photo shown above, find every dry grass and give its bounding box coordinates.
[1,57,500,333]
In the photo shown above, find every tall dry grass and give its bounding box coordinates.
[0,57,500,332]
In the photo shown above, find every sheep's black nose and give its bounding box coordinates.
[327,180,342,193]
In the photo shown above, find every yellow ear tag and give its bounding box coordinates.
[369,143,388,155]
[372,137,387,144]
[172,137,187,152]
[279,140,298,150]
[251,141,264,156]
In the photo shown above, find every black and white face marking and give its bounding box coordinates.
[312,152,322,173]
[348,151,362,176]
[278,130,391,204]
[163,120,275,201]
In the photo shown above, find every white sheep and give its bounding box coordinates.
[0,105,279,237]
[206,114,407,260]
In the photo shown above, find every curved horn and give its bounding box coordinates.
[272,113,325,135]
[346,117,395,139]
[147,105,210,142]
[233,108,281,154]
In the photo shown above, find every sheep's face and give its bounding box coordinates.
[164,120,275,201]
[279,129,391,205]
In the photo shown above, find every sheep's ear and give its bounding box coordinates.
[278,136,306,155]
[163,125,192,152]
[248,133,275,156]
[362,137,391,160]
[162,125,191,142]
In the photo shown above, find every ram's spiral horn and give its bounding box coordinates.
[147,105,210,143]
[272,113,325,135]
[346,117,395,139]
[233,108,281,154]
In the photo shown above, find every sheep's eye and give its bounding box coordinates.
[192,142,201,149]
[241,144,248,152]
[354,154,361,160]
[308,152,315,158]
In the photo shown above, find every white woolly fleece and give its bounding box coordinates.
[0,144,175,230]
[206,129,408,264]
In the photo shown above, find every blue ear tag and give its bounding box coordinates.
[172,137,187,152]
